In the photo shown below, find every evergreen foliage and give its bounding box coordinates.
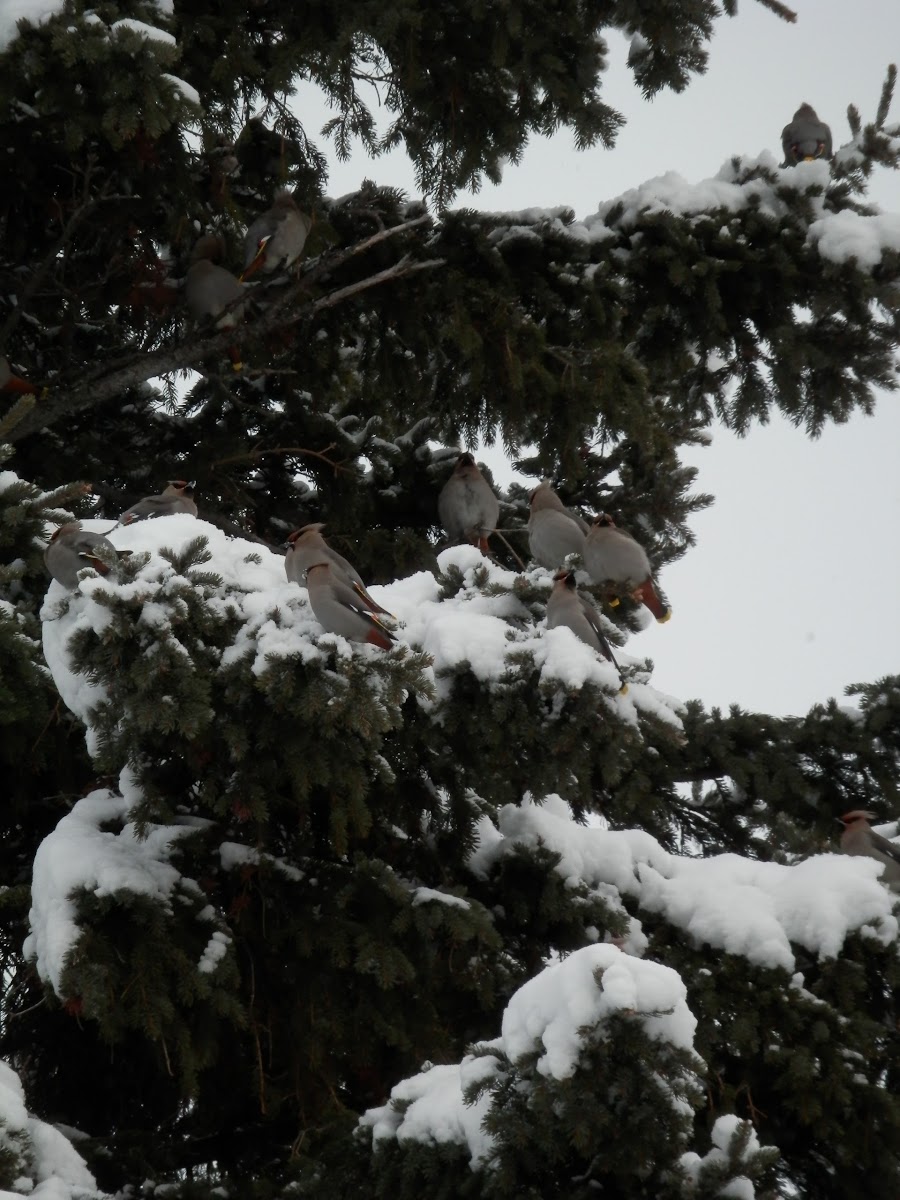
[1,1,899,1197]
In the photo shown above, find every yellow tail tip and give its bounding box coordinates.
[656,610,672,624]
[231,361,244,372]
[619,683,629,695]
[608,597,620,608]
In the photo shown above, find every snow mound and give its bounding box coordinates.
[23,784,196,995]
[362,944,697,1165]
[469,794,899,971]
[0,1058,101,1198]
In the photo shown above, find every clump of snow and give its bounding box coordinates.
[198,930,231,974]
[468,794,899,971]
[681,1114,768,1199]
[220,841,304,882]
[24,785,197,995]
[161,72,201,107]
[480,154,900,275]
[110,17,175,45]
[362,1055,502,1168]
[0,1,65,53]
[0,1059,101,1197]
[501,943,697,1078]
[412,887,470,910]
[807,208,900,270]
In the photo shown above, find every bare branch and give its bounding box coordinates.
[211,443,349,473]
[0,191,135,351]
[9,220,445,443]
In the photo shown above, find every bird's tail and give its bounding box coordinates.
[365,614,396,650]
[1,374,37,395]
[637,578,671,623]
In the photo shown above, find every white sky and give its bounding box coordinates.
[296,0,900,718]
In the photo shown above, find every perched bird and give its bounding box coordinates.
[0,355,37,395]
[547,570,627,693]
[305,561,396,649]
[438,452,500,554]
[584,513,670,622]
[242,190,312,279]
[184,234,246,369]
[285,524,391,616]
[45,522,122,590]
[781,104,832,166]
[119,480,198,524]
[838,810,900,891]
[527,481,589,569]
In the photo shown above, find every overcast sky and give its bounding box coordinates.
[297,0,900,717]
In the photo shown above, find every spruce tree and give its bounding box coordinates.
[1,2,899,1198]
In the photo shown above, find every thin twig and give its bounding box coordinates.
[212,443,346,472]
[0,190,134,350]
[492,529,527,571]
[7,996,47,1019]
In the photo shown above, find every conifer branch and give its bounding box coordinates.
[752,0,797,21]
[8,242,445,443]
[876,64,897,128]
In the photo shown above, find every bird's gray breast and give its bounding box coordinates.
[584,530,650,582]
[440,478,496,535]
[528,509,586,568]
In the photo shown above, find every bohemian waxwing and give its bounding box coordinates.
[44,522,122,590]
[185,234,246,369]
[438,452,500,555]
[781,103,832,166]
[119,480,198,524]
[0,355,37,395]
[285,524,392,616]
[242,190,312,279]
[527,481,589,569]
[547,570,627,692]
[838,810,900,891]
[584,513,670,622]
[305,561,396,650]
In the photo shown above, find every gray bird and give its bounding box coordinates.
[583,513,670,623]
[438,452,500,554]
[119,480,198,525]
[305,561,396,649]
[185,235,246,369]
[838,810,900,891]
[527,481,589,570]
[44,522,122,590]
[242,191,312,279]
[285,524,392,616]
[781,103,832,166]
[547,570,627,692]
